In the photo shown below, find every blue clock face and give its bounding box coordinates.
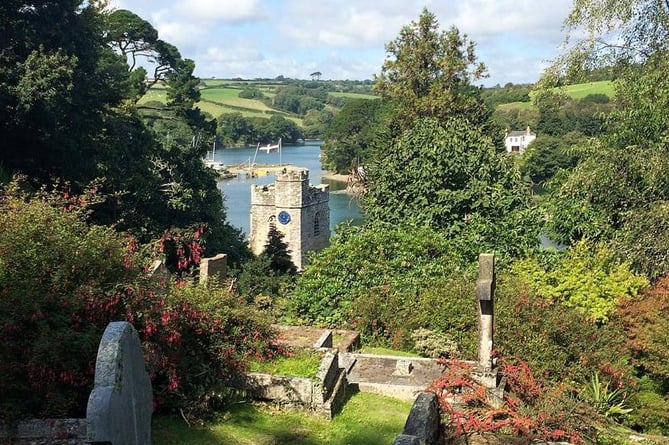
[278,211,291,225]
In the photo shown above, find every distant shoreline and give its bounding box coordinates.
[321,172,350,183]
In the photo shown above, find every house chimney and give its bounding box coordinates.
[526,125,531,136]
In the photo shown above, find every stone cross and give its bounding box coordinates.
[87,322,153,445]
[476,253,495,372]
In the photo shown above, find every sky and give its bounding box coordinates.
[108,0,575,87]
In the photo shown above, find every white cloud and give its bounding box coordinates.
[174,0,264,22]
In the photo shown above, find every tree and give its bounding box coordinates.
[363,117,540,261]
[321,98,386,174]
[310,71,322,81]
[549,0,669,82]
[105,9,183,94]
[520,132,583,185]
[263,226,296,275]
[373,8,492,136]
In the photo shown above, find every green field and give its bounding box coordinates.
[152,392,412,445]
[329,92,378,100]
[139,83,301,122]
[496,80,615,112]
[561,80,614,99]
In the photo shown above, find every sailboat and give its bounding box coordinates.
[203,141,233,177]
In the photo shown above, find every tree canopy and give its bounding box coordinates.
[363,117,540,260]
[0,0,247,263]
[373,8,491,135]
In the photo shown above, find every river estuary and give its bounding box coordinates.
[211,140,362,237]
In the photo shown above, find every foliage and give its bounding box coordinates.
[410,328,457,358]
[495,268,634,388]
[481,83,533,108]
[374,8,492,135]
[519,132,583,185]
[545,131,669,280]
[551,0,669,81]
[320,98,386,174]
[511,241,648,323]
[0,186,278,421]
[581,372,632,421]
[0,1,241,263]
[624,376,669,435]
[616,275,669,384]
[235,227,296,313]
[238,88,265,100]
[263,225,297,275]
[431,359,594,444]
[363,117,541,261]
[0,182,136,419]
[289,223,478,352]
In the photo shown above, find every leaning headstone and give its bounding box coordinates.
[401,392,440,445]
[199,253,227,284]
[87,322,153,445]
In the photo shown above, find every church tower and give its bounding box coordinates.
[250,169,330,270]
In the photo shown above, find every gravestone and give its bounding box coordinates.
[199,253,227,284]
[86,322,153,445]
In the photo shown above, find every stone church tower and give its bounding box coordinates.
[249,169,330,270]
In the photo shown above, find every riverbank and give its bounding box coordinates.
[321,172,351,183]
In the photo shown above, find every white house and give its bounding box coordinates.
[504,126,536,154]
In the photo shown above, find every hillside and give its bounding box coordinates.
[496,80,614,112]
[138,78,378,126]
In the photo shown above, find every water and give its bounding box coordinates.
[212,140,362,236]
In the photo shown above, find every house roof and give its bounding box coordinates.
[506,130,535,137]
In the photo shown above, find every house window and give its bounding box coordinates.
[268,215,276,231]
[313,212,320,236]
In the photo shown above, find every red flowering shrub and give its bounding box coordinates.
[0,181,279,422]
[431,359,596,444]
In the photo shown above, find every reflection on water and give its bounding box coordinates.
[213,141,362,236]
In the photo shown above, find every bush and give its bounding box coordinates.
[289,223,476,350]
[431,359,596,444]
[511,241,648,323]
[495,269,634,389]
[0,182,279,421]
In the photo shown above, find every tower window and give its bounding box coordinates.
[314,212,320,236]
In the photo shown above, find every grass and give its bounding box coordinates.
[358,346,421,357]
[495,80,615,113]
[249,348,323,379]
[561,80,614,99]
[328,92,378,100]
[152,392,413,445]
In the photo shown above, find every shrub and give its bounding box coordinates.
[495,269,634,390]
[431,359,595,444]
[0,182,279,421]
[511,241,648,323]
[289,223,476,350]
[410,328,458,358]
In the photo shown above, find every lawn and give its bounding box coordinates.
[249,348,323,379]
[152,391,413,445]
